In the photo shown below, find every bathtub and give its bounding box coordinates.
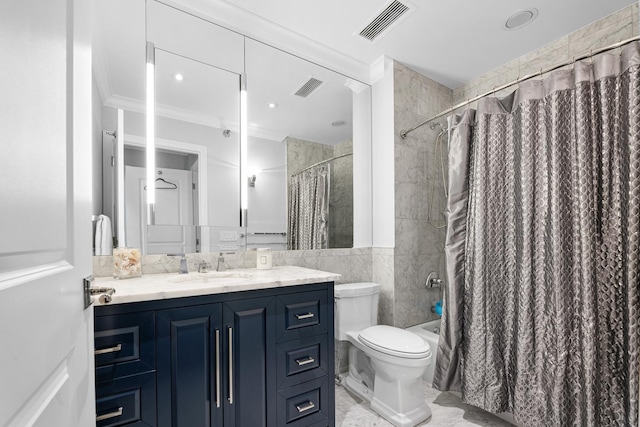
[407,319,519,426]
[406,319,441,386]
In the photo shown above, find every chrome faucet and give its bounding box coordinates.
[216,252,236,272]
[198,260,210,273]
[217,253,226,272]
[168,253,189,274]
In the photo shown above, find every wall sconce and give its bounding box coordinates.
[248,175,256,187]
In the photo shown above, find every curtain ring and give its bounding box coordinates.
[618,39,623,57]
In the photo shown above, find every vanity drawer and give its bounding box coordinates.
[277,376,330,427]
[276,289,328,342]
[95,372,156,427]
[277,335,328,389]
[94,311,155,383]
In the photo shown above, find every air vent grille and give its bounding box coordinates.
[293,77,324,98]
[359,0,410,41]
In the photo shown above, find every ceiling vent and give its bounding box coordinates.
[293,77,324,98]
[357,0,416,42]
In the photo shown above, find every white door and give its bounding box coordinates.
[0,0,94,426]
[125,166,196,254]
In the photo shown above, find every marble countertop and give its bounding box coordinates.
[93,265,341,306]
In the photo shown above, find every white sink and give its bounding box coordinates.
[167,271,253,283]
[197,271,253,279]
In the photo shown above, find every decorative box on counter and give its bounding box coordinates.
[113,247,142,279]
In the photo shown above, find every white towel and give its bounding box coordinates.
[95,214,113,255]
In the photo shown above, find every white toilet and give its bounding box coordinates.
[334,282,432,427]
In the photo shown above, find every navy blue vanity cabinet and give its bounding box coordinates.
[94,311,157,427]
[93,281,334,427]
[275,289,335,427]
[156,304,224,427]
[156,297,276,427]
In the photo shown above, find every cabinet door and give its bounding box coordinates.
[157,304,224,427]
[223,297,276,427]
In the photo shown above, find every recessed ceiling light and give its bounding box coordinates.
[504,8,538,31]
[331,120,347,127]
[267,102,278,109]
[174,73,184,81]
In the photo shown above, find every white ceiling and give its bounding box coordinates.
[93,0,354,145]
[182,0,636,88]
[94,0,636,145]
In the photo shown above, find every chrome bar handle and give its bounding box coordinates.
[89,286,116,303]
[228,327,233,405]
[96,407,123,422]
[215,329,221,408]
[295,312,315,320]
[295,356,315,366]
[296,402,315,413]
[94,343,122,355]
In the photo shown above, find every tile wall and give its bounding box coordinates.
[285,136,333,176]
[94,247,373,283]
[329,139,354,249]
[454,4,639,105]
[392,62,453,329]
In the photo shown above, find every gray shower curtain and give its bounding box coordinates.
[434,42,640,426]
[287,164,329,250]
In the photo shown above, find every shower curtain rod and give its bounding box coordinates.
[400,35,640,139]
[292,152,353,176]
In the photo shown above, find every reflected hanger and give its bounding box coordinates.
[144,177,178,190]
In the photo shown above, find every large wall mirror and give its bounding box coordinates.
[92,0,371,255]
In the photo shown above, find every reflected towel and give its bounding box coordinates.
[95,214,113,255]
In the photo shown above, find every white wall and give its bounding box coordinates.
[352,85,372,248]
[371,56,395,248]
[112,108,241,227]
[247,136,287,234]
[92,76,104,216]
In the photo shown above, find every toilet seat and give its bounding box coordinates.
[359,325,431,359]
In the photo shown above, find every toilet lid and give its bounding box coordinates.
[359,325,431,359]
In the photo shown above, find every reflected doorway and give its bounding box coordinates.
[125,164,197,254]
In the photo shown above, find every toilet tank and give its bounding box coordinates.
[334,282,381,341]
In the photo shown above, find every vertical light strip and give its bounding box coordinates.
[116,108,126,245]
[240,73,248,224]
[146,42,156,206]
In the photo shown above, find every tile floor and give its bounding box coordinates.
[335,381,514,427]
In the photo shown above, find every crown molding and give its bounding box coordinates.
[156,0,372,85]
[102,94,286,142]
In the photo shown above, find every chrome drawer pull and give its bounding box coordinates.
[295,312,315,320]
[228,327,234,405]
[96,407,123,421]
[295,356,315,366]
[94,343,122,355]
[296,401,315,413]
[215,329,221,408]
